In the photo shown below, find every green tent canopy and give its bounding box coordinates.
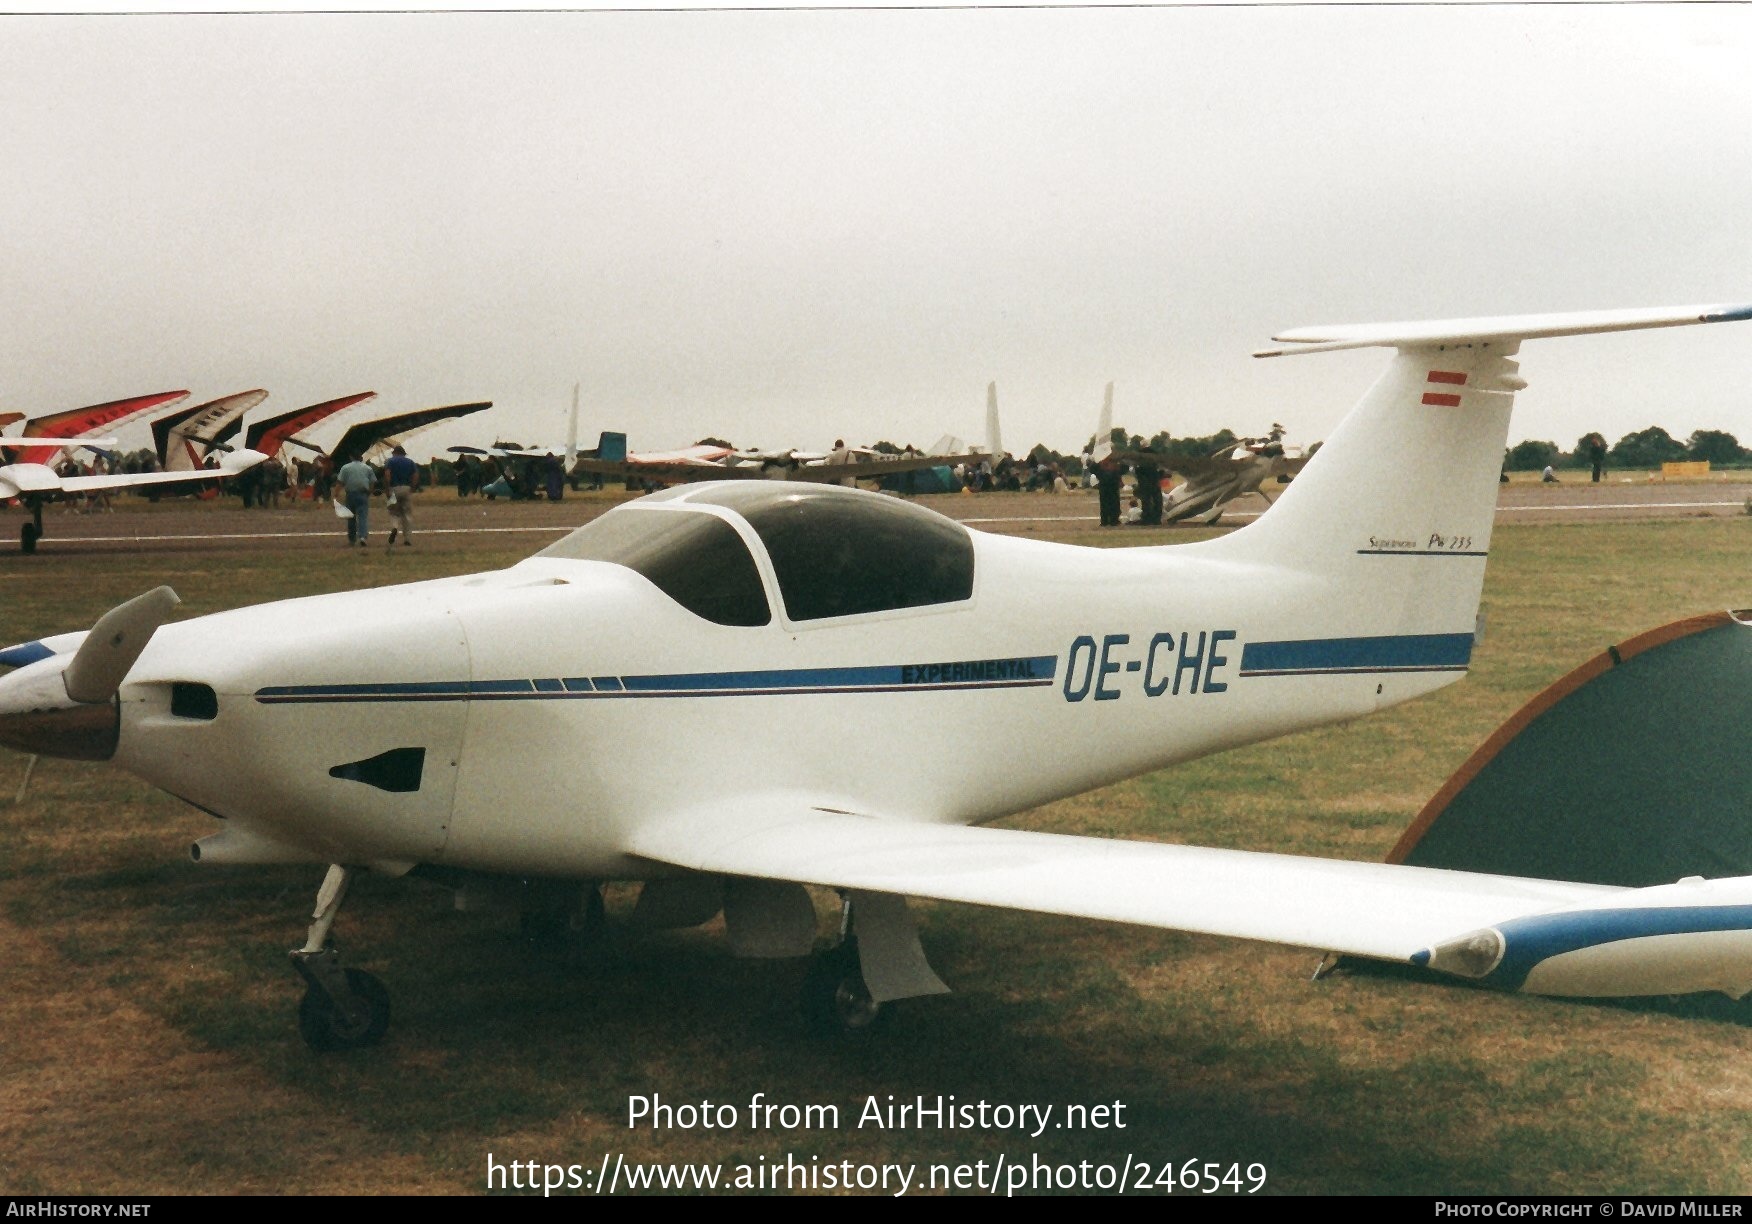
[1389,610,1752,887]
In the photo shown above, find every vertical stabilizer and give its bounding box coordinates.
[1090,382,1115,461]
[566,384,580,467]
[1194,302,1752,660]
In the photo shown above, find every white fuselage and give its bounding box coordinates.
[111,519,1475,879]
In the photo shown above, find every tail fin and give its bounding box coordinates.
[565,384,580,467]
[595,431,627,463]
[985,382,1003,459]
[1089,382,1115,462]
[1201,303,1752,645]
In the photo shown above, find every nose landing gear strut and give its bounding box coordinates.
[290,864,391,1051]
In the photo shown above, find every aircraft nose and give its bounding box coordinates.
[0,586,181,762]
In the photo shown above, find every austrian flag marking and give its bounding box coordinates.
[1422,370,1466,407]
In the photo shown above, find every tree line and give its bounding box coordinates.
[1504,428,1746,472]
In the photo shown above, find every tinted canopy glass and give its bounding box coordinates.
[538,508,770,627]
[687,484,974,622]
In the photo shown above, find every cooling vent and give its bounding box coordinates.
[328,747,426,793]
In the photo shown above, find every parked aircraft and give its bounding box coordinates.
[568,438,984,487]
[3,303,1750,1050]
[561,387,998,489]
[1157,427,1311,525]
[4,391,190,469]
[288,401,492,465]
[151,391,269,472]
[1,445,268,552]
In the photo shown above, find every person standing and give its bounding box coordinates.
[384,445,420,547]
[1094,455,1123,527]
[1136,452,1164,525]
[335,453,377,546]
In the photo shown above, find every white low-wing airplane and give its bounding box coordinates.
[3,303,1751,1051]
[1,441,269,553]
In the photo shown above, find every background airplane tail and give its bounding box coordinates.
[1089,382,1115,461]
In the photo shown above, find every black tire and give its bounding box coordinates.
[20,522,39,555]
[802,939,888,1039]
[298,967,391,1051]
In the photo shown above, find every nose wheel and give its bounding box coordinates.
[297,964,391,1051]
[290,864,391,1051]
[801,937,887,1038]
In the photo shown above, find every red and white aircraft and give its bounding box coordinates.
[3,393,268,552]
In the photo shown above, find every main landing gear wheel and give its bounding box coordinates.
[298,966,390,1052]
[20,522,39,555]
[802,938,888,1040]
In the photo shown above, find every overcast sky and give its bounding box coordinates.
[3,5,1751,460]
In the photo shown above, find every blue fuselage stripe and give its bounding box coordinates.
[1480,904,1752,992]
[0,641,56,668]
[255,656,1059,704]
[1238,632,1474,677]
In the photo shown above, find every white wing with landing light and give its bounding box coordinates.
[627,800,1611,963]
[629,800,1752,1000]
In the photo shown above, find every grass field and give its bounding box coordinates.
[0,510,1748,1195]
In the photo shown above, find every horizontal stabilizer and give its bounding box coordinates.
[1254,302,1752,357]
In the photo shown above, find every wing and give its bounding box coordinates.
[777,451,985,483]
[571,457,764,483]
[57,461,264,495]
[6,450,270,500]
[627,800,1616,965]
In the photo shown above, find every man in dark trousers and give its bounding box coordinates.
[1094,455,1124,527]
[1136,451,1164,525]
[384,445,420,547]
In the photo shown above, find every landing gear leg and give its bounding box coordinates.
[801,894,886,1039]
[20,501,43,554]
[290,864,390,1051]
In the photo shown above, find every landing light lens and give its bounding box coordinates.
[1426,929,1506,979]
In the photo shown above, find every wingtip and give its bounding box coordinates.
[1701,304,1752,324]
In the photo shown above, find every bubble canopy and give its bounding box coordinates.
[538,483,976,626]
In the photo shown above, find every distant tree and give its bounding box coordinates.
[694,437,733,449]
[1506,439,1560,471]
[1565,432,1608,469]
[1609,426,1688,469]
[1161,429,1237,467]
[1686,429,1745,466]
[869,440,902,455]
